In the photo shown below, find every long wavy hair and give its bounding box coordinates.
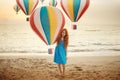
[57,28,69,49]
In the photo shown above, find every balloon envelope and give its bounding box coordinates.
[49,0,57,7]
[40,0,45,3]
[16,0,39,15]
[30,6,65,45]
[61,0,90,22]
[13,4,20,14]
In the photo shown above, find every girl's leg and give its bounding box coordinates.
[62,64,65,76]
[58,64,62,75]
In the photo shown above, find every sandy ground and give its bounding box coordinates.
[0,54,120,80]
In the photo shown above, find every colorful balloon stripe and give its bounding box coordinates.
[52,0,55,5]
[77,0,90,22]
[30,6,65,45]
[47,7,57,44]
[16,0,39,15]
[30,8,48,45]
[16,5,20,12]
[73,0,80,21]
[40,7,51,45]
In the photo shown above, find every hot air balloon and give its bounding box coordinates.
[30,6,65,54]
[13,4,20,14]
[40,0,45,4]
[49,0,57,7]
[16,0,39,21]
[61,0,90,30]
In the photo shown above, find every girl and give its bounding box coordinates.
[54,28,69,76]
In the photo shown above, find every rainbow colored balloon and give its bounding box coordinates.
[49,0,57,7]
[13,4,20,14]
[30,6,65,45]
[61,0,90,29]
[16,0,39,16]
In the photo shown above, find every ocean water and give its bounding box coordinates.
[0,21,120,56]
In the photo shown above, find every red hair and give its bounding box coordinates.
[57,28,69,49]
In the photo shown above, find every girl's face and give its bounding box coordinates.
[62,30,66,37]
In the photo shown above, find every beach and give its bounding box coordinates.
[0,0,120,80]
[0,54,120,80]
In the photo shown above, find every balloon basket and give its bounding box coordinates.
[26,17,29,21]
[48,48,53,54]
[16,12,18,15]
[72,25,77,30]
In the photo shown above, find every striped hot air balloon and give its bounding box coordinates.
[16,0,39,21]
[30,6,65,53]
[40,0,45,4]
[13,4,20,14]
[30,6,65,45]
[49,0,57,7]
[61,0,90,30]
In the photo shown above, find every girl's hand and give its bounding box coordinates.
[66,57,68,60]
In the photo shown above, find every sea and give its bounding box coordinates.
[0,21,120,56]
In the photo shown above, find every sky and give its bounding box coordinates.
[0,0,120,25]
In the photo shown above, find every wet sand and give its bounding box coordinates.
[0,55,120,80]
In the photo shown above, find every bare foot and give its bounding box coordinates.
[58,72,62,76]
[62,73,65,77]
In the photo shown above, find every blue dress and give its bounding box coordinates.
[54,40,66,64]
